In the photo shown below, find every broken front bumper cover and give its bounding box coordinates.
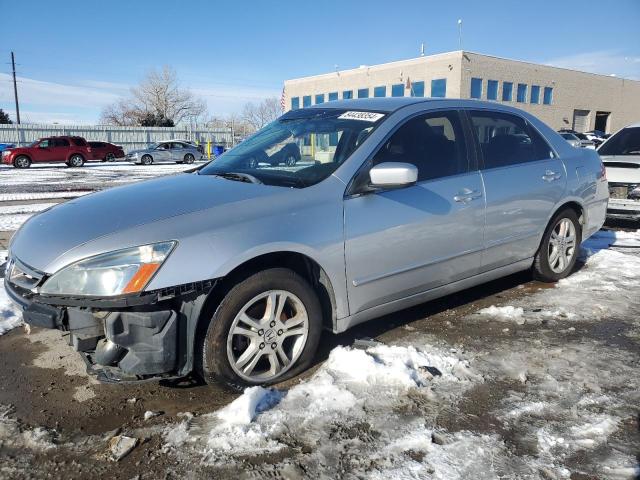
[4,275,215,383]
[607,199,640,222]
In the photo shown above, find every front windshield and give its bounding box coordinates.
[598,127,640,156]
[148,142,160,149]
[199,108,386,188]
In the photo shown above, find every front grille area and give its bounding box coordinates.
[609,183,640,200]
[7,257,45,292]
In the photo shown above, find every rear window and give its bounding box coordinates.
[598,127,640,156]
[70,137,87,146]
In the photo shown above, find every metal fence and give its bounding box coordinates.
[0,124,234,153]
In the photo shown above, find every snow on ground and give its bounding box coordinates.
[0,191,90,202]
[0,279,22,335]
[0,203,58,231]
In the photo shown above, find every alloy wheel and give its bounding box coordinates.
[547,218,577,273]
[226,290,309,382]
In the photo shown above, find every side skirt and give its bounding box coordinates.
[335,257,534,333]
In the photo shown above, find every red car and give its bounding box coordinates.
[1,136,93,168]
[88,141,125,162]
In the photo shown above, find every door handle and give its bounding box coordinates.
[542,170,562,182]
[454,188,482,203]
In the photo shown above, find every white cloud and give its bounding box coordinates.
[544,50,640,80]
[0,73,123,109]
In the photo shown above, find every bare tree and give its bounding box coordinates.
[241,97,281,130]
[100,66,206,126]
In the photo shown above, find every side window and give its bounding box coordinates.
[171,142,184,149]
[469,110,554,169]
[54,138,70,147]
[372,110,468,182]
[39,139,51,148]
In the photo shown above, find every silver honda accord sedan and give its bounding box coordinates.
[4,98,608,389]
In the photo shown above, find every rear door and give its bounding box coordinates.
[468,109,566,271]
[52,138,71,162]
[170,142,186,162]
[344,109,485,314]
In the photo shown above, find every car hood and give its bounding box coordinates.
[10,173,284,272]
[126,149,148,155]
[601,155,640,184]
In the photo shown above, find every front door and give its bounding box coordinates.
[154,142,172,162]
[344,110,485,315]
[467,109,567,271]
[32,139,56,163]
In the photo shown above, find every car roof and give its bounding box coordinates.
[307,97,537,115]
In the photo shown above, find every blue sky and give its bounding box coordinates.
[1,0,639,124]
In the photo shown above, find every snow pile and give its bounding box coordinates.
[0,405,56,451]
[165,344,492,477]
[0,279,22,335]
[477,305,525,323]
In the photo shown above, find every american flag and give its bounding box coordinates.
[280,86,286,112]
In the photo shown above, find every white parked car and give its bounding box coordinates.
[599,123,640,222]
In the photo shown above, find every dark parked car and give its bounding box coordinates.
[1,136,93,168]
[88,142,125,162]
[0,143,16,152]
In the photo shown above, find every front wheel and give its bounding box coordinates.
[141,154,153,165]
[533,208,582,282]
[197,268,322,391]
[13,155,31,168]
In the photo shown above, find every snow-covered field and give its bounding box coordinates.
[0,161,205,196]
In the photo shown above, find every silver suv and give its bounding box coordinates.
[4,98,608,389]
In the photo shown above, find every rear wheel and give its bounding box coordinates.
[141,154,153,165]
[197,268,322,391]
[13,155,31,169]
[105,152,116,162]
[285,154,297,167]
[533,208,581,282]
[68,154,85,168]
[184,153,195,164]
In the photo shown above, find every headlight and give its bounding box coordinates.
[39,241,175,297]
[630,186,640,200]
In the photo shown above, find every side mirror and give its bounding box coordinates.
[369,162,418,188]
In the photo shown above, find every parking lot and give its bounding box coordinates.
[0,162,638,479]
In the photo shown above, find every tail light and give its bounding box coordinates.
[598,161,607,181]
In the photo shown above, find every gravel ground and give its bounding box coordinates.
[0,162,638,479]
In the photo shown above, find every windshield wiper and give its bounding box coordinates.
[212,172,263,184]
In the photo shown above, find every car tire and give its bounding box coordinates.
[533,208,582,282]
[106,153,116,162]
[184,153,195,164]
[13,155,31,169]
[285,154,297,167]
[141,154,153,166]
[67,154,85,168]
[197,268,322,391]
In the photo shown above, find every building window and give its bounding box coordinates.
[291,97,300,110]
[543,87,553,105]
[357,88,369,99]
[487,80,498,101]
[303,95,311,108]
[411,81,425,97]
[517,83,527,103]
[502,82,513,101]
[374,86,386,97]
[391,83,404,97]
[430,79,446,98]
[470,77,482,99]
[530,85,540,104]
[315,94,325,104]
[328,92,338,102]
[343,90,353,100]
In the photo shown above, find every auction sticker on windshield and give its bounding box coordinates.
[337,111,385,122]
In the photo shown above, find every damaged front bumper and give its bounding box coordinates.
[4,261,215,383]
[607,198,640,222]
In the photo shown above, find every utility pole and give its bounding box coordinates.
[457,19,463,51]
[11,52,21,124]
